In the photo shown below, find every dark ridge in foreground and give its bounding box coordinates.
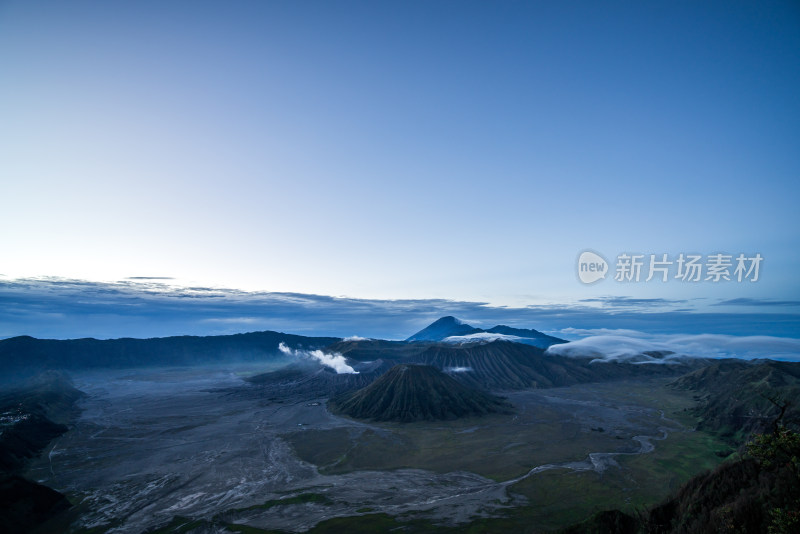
[0,371,84,473]
[329,364,512,422]
[0,372,84,533]
[562,362,800,534]
[564,426,800,534]
[0,476,71,534]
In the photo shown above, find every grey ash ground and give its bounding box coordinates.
[25,365,694,533]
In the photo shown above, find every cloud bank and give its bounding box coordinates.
[278,342,358,374]
[1,277,799,341]
[547,330,800,363]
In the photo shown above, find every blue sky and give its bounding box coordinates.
[1,1,799,339]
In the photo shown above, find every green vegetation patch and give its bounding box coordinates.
[506,426,730,531]
[287,379,712,483]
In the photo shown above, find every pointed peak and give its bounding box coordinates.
[431,316,463,325]
[406,317,482,342]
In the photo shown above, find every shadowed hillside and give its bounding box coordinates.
[0,372,84,533]
[669,359,800,441]
[244,360,381,397]
[417,340,589,389]
[330,364,512,422]
[564,426,800,534]
[418,340,706,391]
[563,361,800,534]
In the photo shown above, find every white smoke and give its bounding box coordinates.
[446,366,473,373]
[343,335,369,341]
[546,331,800,363]
[278,342,358,374]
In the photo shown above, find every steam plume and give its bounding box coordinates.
[278,342,358,374]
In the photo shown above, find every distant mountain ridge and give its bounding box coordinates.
[405,316,567,348]
[2,318,714,394]
[0,331,340,375]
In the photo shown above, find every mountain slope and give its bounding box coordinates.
[415,340,701,390]
[415,341,589,389]
[405,316,482,342]
[566,426,800,534]
[322,339,432,362]
[669,359,800,440]
[0,372,84,533]
[245,360,380,397]
[329,364,512,422]
[485,325,567,348]
[0,331,340,374]
[405,316,567,348]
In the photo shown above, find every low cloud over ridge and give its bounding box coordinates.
[547,329,800,362]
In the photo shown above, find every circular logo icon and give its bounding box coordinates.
[577,250,608,284]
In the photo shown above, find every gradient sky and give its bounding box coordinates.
[1,1,799,322]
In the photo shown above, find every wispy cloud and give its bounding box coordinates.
[1,277,799,340]
[557,327,651,338]
[579,296,688,307]
[201,317,265,325]
[714,297,800,307]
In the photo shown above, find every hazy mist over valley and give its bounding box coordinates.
[2,318,800,532]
